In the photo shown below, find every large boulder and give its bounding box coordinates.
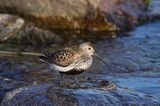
[0,0,150,31]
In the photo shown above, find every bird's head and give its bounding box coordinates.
[79,42,95,55]
[79,42,108,66]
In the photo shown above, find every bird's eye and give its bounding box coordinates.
[88,47,91,50]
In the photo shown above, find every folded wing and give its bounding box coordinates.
[39,48,77,67]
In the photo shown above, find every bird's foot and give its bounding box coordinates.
[59,81,70,87]
[72,83,83,88]
[59,81,86,88]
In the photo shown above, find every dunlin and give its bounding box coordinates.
[39,42,103,87]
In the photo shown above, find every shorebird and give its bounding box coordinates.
[39,42,105,87]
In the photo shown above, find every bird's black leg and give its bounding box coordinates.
[60,74,69,87]
[74,76,81,87]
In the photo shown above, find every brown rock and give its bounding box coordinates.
[0,0,149,31]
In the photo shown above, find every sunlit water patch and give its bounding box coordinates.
[110,77,160,94]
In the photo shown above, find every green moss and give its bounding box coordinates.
[145,0,152,7]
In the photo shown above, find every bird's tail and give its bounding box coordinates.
[39,56,50,63]
[39,51,53,63]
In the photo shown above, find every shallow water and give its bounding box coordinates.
[106,77,160,94]
[91,21,160,95]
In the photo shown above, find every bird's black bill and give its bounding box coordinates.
[94,52,108,66]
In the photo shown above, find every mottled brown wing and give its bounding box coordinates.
[53,49,76,66]
[40,48,77,67]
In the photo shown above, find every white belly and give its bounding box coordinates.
[50,56,93,72]
[74,57,92,70]
[50,63,75,72]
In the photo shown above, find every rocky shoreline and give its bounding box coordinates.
[0,0,160,105]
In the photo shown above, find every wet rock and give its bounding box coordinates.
[1,83,160,106]
[0,14,25,42]
[0,14,62,45]
[1,84,54,106]
[0,0,150,31]
[0,57,54,102]
[0,58,31,102]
